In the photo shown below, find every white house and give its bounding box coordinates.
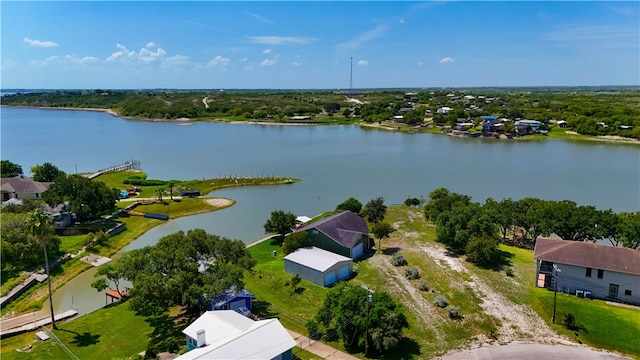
[437,107,452,114]
[534,238,640,305]
[284,246,353,287]
[179,310,296,359]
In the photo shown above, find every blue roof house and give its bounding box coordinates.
[206,287,254,316]
[482,116,498,133]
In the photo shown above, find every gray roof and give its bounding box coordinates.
[534,238,640,276]
[284,246,352,272]
[297,211,368,248]
[0,176,49,194]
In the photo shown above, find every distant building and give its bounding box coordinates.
[515,120,542,134]
[284,246,353,287]
[294,210,370,259]
[437,107,452,114]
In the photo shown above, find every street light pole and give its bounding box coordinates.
[552,264,561,324]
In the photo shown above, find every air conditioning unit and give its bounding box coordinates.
[575,289,584,298]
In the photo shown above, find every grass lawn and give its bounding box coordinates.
[529,287,640,357]
[0,301,154,360]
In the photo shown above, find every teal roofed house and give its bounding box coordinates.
[295,210,370,259]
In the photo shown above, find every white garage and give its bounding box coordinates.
[284,247,353,287]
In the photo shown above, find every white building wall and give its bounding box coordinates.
[541,262,640,305]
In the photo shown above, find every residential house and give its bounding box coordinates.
[295,210,370,259]
[482,116,498,133]
[180,310,296,359]
[206,287,254,316]
[455,123,474,131]
[42,203,73,229]
[0,175,50,201]
[437,107,452,114]
[556,120,568,128]
[289,115,311,121]
[284,246,353,287]
[515,120,542,134]
[533,238,640,305]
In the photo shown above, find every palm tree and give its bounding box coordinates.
[27,209,57,329]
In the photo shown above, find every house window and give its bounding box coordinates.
[625,289,632,296]
[312,229,318,235]
[597,269,604,279]
[585,268,592,277]
[188,337,197,347]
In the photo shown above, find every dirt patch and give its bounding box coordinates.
[206,198,233,208]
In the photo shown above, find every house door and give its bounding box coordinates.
[608,284,619,299]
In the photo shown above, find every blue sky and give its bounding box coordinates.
[1,1,638,89]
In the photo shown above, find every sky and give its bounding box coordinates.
[1,1,638,89]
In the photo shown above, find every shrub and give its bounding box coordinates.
[563,313,576,329]
[447,306,461,319]
[505,267,514,277]
[404,197,421,206]
[405,266,420,280]
[434,295,448,308]
[418,281,429,291]
[123,178,166,186]
[390,252,408,266]
[306,319,322,340]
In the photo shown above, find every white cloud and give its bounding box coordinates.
[239,57,248,62]
[336,24,387,51]
[291,61,303,66]
[260,55,280,66]
[439,57,455,64]
[29,54,98,67]
[263,48,272,54]
[246,12,276,25]
[417,62,424,66]
[207,55,230,67]
[357,60,369,66]
[24,37,58,48]
[106,43,167,63]
[145,42,157,48]
[163,55,189,67]
[64,55,99,64]
[247,36,314,45]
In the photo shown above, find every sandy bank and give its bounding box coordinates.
[206,197,234,208]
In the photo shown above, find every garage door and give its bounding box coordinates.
[229,299,245,310]
[352,243,363,259]
[324,271,336,286]
[338,265,350,280]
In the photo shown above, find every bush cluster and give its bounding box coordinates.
[447,306,461,319]
[434,295,448,308]
[390,252,408,266]
[418,281,429,291]
[405,266,420,280]
[123,178,167,186]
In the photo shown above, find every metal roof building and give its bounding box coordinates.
[284,246,353,287]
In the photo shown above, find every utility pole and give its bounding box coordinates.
[552,264,561,324]
[364,293,372,356]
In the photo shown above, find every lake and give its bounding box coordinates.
[1,106,639,315]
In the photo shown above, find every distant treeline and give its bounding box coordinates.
[3,88,639,138]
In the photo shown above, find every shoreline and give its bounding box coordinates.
[4,105,639,145]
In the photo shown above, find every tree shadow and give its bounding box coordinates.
[251,300,279,319]
[68,331,101,347]
[365,336,421,359]
[293,287,305,295]
[382,247,401,256]
[468,249,514,271]
[142,308,195,354]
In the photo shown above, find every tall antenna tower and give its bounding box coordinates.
[350,57,353,90]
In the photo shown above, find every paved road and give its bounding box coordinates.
[438,342,632,360]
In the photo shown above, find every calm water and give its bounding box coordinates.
[1,106,639,315]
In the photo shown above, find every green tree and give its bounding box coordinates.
[362,197,387,224]
[484,197,519,240]
[404,197,421,207]
[43,174,119,221]
[502,121,516,134]
[514,198,554,243]
[372,222,395,252]
[436,202,497,253]
[105,229,256,314]
[283,231,312,255]
[264,210,297,240]
[465,236,499,265]
[315,283,408,354]
[1,160,23,177]
[27,209,57,329]
[167,180,176,200]
[30,162,65,182]
[1,212,60,271]
[424,188,471,222]
[336,197,363,214]
[91,258,128,298]
[618,212,640,249]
